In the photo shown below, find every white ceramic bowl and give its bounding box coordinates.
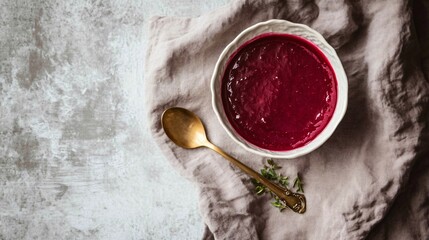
[211,19,348,159]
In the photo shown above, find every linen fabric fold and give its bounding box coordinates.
[145,0,429,239]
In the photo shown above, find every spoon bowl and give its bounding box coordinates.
[161,107,208,149]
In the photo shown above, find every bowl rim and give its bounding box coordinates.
[211,19,348,159]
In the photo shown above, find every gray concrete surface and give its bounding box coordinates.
[0,1,228,239]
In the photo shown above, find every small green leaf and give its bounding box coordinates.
[267,168,277,180]
[293,176,304,193]
[271,200,286,211]
[260,168,268,177]
[271,201,282,208]
[255,186,266,195]
[267,159,281,169]
[250,178,259,186]
[279,175,289,187]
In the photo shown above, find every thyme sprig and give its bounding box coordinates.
[250,159,304,211]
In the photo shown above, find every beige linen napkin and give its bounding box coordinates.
[145,0,429,239]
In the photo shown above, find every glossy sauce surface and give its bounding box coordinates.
[221,33,337,151]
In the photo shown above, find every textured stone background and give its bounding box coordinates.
[0,0,227,239]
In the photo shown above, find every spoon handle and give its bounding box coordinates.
[204,142,306,214]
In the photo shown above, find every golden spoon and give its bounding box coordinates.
[161,107,306,214]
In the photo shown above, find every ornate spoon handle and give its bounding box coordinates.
[204,141,306,214]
